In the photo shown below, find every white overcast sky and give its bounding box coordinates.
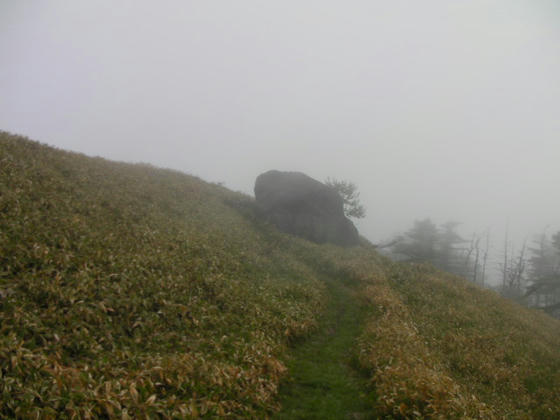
[1,1,559,278]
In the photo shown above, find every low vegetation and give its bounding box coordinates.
[321,248,560,418]
[274,274,373,419]
[0,132,327,418]
[2,131,560,418]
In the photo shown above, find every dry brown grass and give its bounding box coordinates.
[3,132,560,418]
[0,132,326,418]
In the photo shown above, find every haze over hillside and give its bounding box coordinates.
[2,132,560,418]
[2,1,560,284]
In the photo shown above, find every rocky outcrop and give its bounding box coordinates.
[254,170,360,246]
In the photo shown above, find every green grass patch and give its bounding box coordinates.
[274,275,375,420]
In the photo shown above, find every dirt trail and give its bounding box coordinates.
[274,276,374,419]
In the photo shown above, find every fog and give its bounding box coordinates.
[2,1,559,284]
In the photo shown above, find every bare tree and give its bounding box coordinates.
[499,237,528,302]
[508,239,527,292]
[502,226,509,289]
[472,235,481,284]
[480,229,490,287]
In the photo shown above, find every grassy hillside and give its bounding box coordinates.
[322,248,560,418]
[2,131,560,419]
[0,132,329,418]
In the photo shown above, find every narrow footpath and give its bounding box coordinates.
[274,276,375,420]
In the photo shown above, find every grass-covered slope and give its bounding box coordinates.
[0,132,328,418]
[2,131,560,419]
[324,248,560,418]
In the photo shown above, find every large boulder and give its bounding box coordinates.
[254,170,360,246]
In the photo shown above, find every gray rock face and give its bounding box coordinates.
[254,170,360,246]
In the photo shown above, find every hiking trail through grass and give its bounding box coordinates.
[274,276,375,420]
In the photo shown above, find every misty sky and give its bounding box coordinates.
[2,1,559,282]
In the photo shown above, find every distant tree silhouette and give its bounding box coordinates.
[393,218,439,263]
[526,232,560,313]
[391,219,489,281]
[437,221,468,274]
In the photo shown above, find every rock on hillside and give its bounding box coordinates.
[254,170,360,246]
